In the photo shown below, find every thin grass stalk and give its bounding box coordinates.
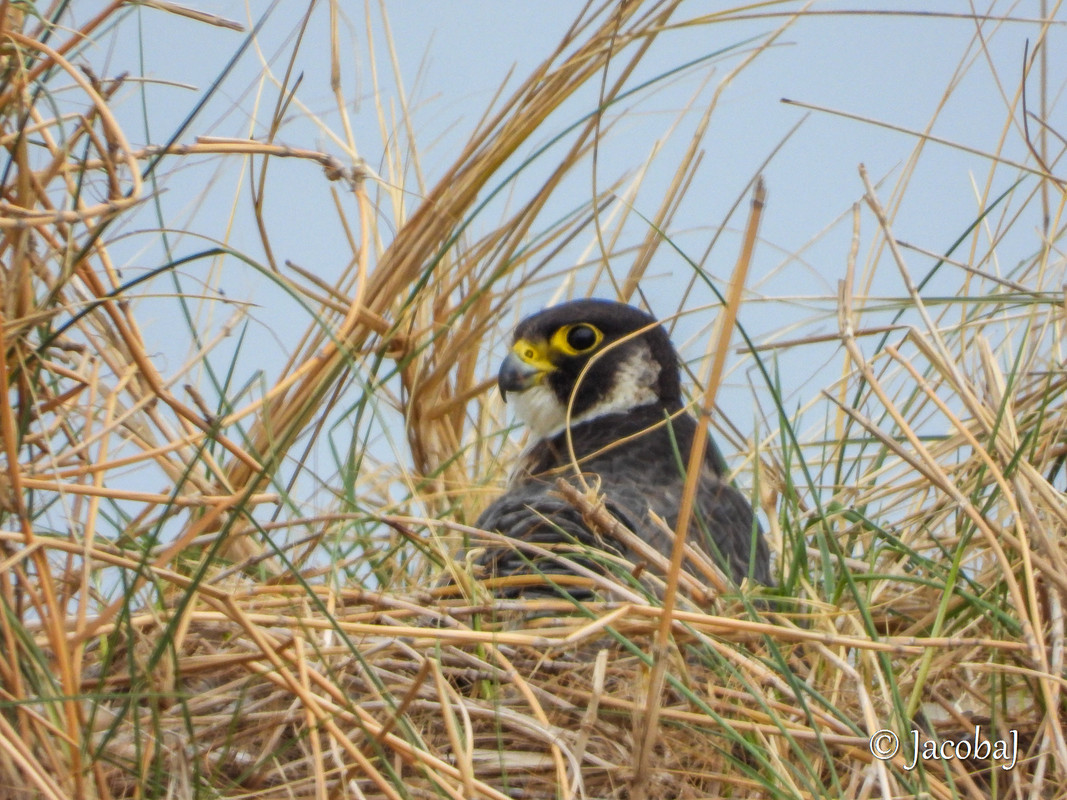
[632,177,764,798]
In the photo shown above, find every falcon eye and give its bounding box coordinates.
[564,324,599,352]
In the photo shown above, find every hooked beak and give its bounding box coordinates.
[497,351,548,401]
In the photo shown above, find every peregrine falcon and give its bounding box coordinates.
[464,299,770,597]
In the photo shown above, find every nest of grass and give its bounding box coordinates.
[1,2,1066,798]
[58,560,1054,799]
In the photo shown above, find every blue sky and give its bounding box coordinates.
[60,1,1066,520]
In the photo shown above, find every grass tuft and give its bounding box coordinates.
[0,2,1064,798]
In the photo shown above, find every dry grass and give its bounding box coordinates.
[1,2,1065,798]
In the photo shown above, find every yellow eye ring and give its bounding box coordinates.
[553,323,603,355]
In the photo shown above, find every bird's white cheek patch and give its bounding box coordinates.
[510,383,568,439]
[509,347,661,440]
[595,346,660,417]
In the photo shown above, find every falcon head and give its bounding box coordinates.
[497,299,683,438]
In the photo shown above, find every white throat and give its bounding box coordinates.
[510,345,661,439]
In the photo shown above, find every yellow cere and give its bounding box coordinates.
[511,338,556,373]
